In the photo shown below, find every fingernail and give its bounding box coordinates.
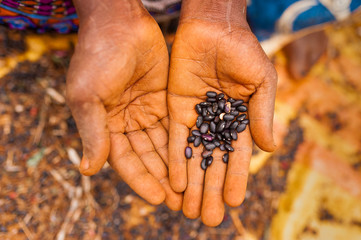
[80,157,89,171]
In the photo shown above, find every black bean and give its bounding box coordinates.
[230,121,239,130]
[202,139,208,146]
[202,150,213,158]
[236,123,247,133]
[212,102,218,113]
[230,110,239,116]
[207,106,215,115]
[185,147,192,159]
[242,119,249,125]
[225,120,232,129]
[231,107,236,111]
[237,114,247,121]
[195,104,202,115]
[231,130,238,140]
[216,93,225,101]
[200,101,211,107]
[194,136,201,147]
[213,116,220,123]
[228,98,235,103]
[201,158,207,170]
[206,156,213,166]
[207,97,216,102]
[224,131,231,141]
[196,116,203,128]
[206,91,217,98]
[202,108,208,117]
[220,144,226,151]
[231,100,244,107]
[202,134,214,141]
[213,140,221,147]
[225,139,232,145]
[237,105,247,112]
[209,121,216,133]
[187,136,196,143]
[218,99,226,110]
[192,130,201,136]
[216,120,226,132]
[216,133,223,140]
[222,153,229,163]
[204,115,215,121]
[205,143,216,150]
[224,102,231,113]
[225,144,234,152]
[223,114,235,121]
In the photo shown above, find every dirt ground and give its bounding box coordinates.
[0,13,361,240]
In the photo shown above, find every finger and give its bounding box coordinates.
[169,121,189,192]
[146,122,169,166]
[182,140,205,219]
[249,67,278,152]
[108,132,165,205]
[128,130,182,211]
[201,149,227,227]
[224,128,252,207]
[66,89,110,176]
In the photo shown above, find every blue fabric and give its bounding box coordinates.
[247,0,361,41]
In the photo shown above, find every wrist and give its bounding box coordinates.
[180,0,248,27]
[73,0,146,23]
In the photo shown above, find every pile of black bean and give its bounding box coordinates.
[184,91,249,170]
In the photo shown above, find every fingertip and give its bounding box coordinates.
[201,207,225,227]
[79,156,106,176]
[150,189,166,206]
[161,178,183,211]
[169,163,187,192]
[224,191,245,208]
[169,175,187,192]
[249,120,277,152]
[253,134,277,152]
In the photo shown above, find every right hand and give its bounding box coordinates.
[66,0,182,210]
[168,0,277,226]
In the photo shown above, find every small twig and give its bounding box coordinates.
[56,187,82,240]
[5,149,21,172]
[46,87,65,104]
[66,148,81,166]
[18,219,35,240]
[49,169,75,198]
[33,95,50,145]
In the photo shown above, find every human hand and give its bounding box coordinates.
[168,0,277,225]
[66,0,182,210]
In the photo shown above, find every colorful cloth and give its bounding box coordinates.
[0,0,360,39]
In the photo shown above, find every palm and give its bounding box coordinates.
[168,20,277,225]
[67,15,182,209]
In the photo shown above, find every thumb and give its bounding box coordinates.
[248,67,278,152]
[66,86,110,176]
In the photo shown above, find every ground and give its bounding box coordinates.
[0,13,361,240]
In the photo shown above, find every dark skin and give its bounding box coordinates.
[66,0,182,210]
[168,0,277,226]
[66,0,277,226]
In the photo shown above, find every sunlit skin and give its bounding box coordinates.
[66,0,277,226]
[66,0,182,210]
[168,0,277,226]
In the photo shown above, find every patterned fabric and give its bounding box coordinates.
[0,0,360,39]
[0,0,78,33]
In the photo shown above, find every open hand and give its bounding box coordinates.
[66,1,182,210]
[168,3,277,226]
